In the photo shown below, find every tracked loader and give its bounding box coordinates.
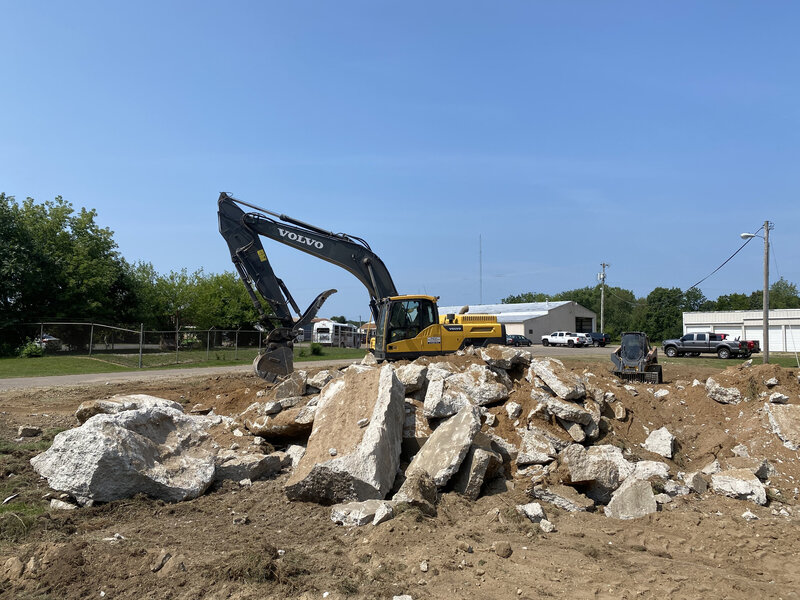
[611,331,663,384]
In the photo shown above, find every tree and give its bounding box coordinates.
[0,194,135,351]
[632,287,684,341]
[769,277,800,309]
[502,291,550,303]
[331,315,348,324]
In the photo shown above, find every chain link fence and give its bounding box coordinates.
[24,322,266,368]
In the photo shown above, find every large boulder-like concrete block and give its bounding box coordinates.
[560,444,634,503]
[244,399,317,440]
[330,499,394,527]
[75,394,184,424]
[643,427,675,458]
[31,407,216,505]
[479,345,532,370]
[711,468,767,505]
[515,427,558,466]
[451,432,502,500]
[404,404,482,487]
[604,479,657,520]
[392,469,438,516]
[530,484,594,512]
[306,369,341,392]
[527,358,586,401]
[284,365,405,504]
[214,450,290,482]
[395,364,428,394]
[765,403,800,450]
[705,378,742,405]
[542,397,592,425]
[274,370,307,399]
[423,364,510,419]
[402,398,431,459]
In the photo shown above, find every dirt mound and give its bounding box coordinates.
[2,356,800,599]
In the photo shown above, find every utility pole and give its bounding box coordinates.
[599,262,609,333]
[763,221,772,364]
[479,234,483,305]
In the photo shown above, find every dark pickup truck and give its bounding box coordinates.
[662,332,751,359]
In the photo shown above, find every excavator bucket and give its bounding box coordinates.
[253,344,294,383]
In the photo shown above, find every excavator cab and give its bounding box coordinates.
[373,296,442,360]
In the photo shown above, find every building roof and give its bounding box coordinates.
[437,301,571,324]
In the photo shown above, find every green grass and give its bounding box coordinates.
[0,346,367,379]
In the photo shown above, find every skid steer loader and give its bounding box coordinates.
[611,331,663,384]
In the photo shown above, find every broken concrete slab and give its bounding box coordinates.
[529,484,594,512]
[284,364,405,504]
[330,499,394,527]
[711,468,767,505]
[244,400,316,440]
[516,502,546,523]
[451,432,502,500]
[768,392,790,404]
[404,404,482,487]
[214,450,290,483]
[559,444,634,503]
[402,398,432,459]
[643,427,675,458]
[765,402,800,450]
[604,479,657,520]
[274,370,307,399]
[515,427,558,466]
[395,364,428,394]
[75,394,184,424]
[527,358,586,400]
[423,364,510,419]
[479,345,532,370]
[541,396,592,425]
[31,407,216,505]
[306,369,341,392]
[705,378,742,405]
[683,471,708,493]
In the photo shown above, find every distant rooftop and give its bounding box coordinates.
[437,301,571,324]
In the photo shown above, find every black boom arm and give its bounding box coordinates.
[217,192,398,332]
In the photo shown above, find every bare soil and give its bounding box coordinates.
[2,359,800,600]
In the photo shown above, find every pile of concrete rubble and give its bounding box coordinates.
[30,346,800,527]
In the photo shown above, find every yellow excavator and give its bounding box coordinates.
[218,193,505,381]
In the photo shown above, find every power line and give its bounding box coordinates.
[687,236,756,290]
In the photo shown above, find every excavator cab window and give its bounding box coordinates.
[387,299,436,344]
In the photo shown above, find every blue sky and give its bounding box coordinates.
[2,2,798,321]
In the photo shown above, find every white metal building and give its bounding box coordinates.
[437,301,596,343]
[683,309,800,352]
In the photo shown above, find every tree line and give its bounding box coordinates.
[3,194,799,353]
[0,194,265,355]
[503,278,800,342]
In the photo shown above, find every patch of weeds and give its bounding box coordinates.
[745,376,760,401]
[582,546,601,559]
[336,578,360,595]
[220,542,279,583]
[0,509,40,542]
[0,428,65,456]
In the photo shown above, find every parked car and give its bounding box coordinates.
[506,334,533,347]
[541,331,589,347]
[587,332,611,347]
[34,334,61,350]
[577,333,593,347]
[662,332,750,359]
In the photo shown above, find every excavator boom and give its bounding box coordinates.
[217,192,398,380]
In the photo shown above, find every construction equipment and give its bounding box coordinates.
[611,331,663,384]
[217,193,505,381]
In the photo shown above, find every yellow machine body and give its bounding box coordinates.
[372,295,505,361]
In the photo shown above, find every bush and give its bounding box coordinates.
[310,343,323,356]
[17,341,43,358]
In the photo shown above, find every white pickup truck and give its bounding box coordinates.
[541,331,590,347]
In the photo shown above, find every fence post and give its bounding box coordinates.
[39,323,44,346]
[138,323,144,369]
[235,327,240,360]
[206,328,211,362]
[89,323,94,356]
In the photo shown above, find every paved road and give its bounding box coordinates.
[0,344,617,392]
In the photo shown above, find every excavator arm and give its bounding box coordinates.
[217,192,398,380]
